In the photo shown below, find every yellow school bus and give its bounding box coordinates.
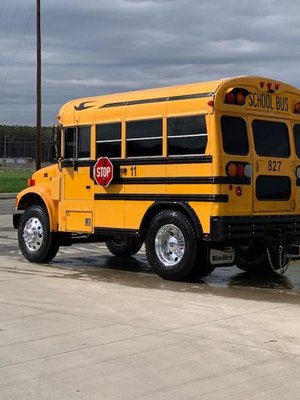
[13,76,300,280]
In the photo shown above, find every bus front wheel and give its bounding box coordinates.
[18,205,59,263]
[105,235,142,257]
[145,209,198,281]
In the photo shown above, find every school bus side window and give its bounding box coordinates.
[96,123,121,158]
[64,126,91,159]
[126,119,162,157]
[167,115,207,156]
[78,126,91,158]
[220,116,248,155]
[293,124,300,158]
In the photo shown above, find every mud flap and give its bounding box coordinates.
[286,243,300,260]
[208,245,235,266]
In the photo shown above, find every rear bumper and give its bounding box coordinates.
[210,215,300,242]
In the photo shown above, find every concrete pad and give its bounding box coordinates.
[1,211,300,399]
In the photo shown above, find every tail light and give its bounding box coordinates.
[226,162,251,198]
[226,162,237,177]
[226,162,252,178]
[224,87,249,106]
[294,101,300,114]
[235,163,245,177]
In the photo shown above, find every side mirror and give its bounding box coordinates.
[53,124,61,160]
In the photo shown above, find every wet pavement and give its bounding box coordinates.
[1,209,300,303]
[50,250,300,302]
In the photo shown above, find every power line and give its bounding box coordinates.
[0,1,21,52]
[8,0,22,33]
[1,1,35,92]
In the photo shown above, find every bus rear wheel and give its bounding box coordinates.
[105,235,142,257]
[18,205,59,263]
[235,240,275,274]
[145,209,198,281]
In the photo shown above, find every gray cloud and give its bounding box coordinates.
[1,0,300,125]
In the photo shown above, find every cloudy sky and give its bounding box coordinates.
[1,0,300,126]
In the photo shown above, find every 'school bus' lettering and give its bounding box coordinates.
[13,76,300,281]
[248,91,289,112]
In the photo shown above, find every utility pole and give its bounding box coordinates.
[36,0,41,170]
[4,134,7,158]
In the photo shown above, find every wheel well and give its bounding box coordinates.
[17,193,58,232]
[18,193,46,210]
[139,202,203,241]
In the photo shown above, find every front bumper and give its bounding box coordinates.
[13,213,22,229]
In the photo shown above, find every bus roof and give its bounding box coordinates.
[57,76,300,122]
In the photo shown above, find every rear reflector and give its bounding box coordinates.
[28,179,35,187]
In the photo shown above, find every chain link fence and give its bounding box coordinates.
[0,128,54,168]
[0,140,53,161]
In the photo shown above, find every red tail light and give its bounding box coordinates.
[225,92,235,104]
[235,164,245,177]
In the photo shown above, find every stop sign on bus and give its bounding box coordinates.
[93,157,113,187]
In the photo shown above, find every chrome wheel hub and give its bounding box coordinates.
[23,217,43,252]
[155,224,185,266]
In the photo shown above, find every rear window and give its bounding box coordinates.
[252,120,290,157]
[256,176,291,201]
[220,116,249,155]
[293,124,300,158]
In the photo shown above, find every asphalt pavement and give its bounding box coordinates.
[0,193,16,199]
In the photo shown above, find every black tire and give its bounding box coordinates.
[105,235,142,257]
[145,209,198,281]
[18,205,59,263]
[235,240,275,274]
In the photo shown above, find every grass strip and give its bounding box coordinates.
[0,169,33,193]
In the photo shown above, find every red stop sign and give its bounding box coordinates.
[93,157,113,187]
